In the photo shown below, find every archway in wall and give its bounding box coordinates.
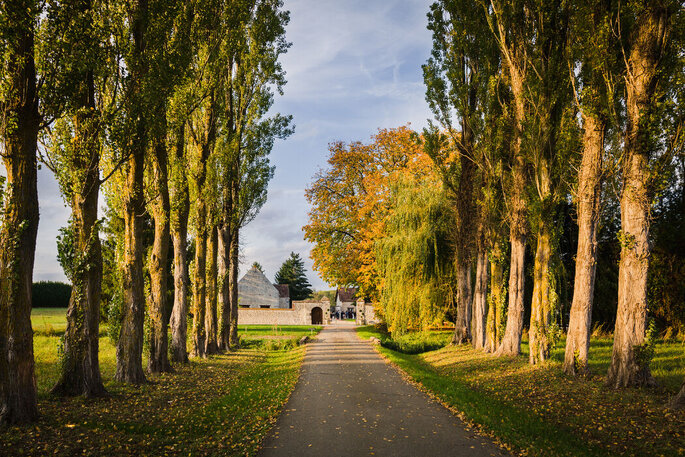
[311,307,323,325]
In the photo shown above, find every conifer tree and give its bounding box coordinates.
[275,252,313,302]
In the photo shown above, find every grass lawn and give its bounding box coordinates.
[357,325,685,457]
[2,309,312,456]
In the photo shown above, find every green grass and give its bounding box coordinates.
[31,307,69,335]
[357,325,685,457]
[4,311,308,456]
[238,324,322,337]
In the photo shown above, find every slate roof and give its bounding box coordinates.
[336,287,358,303]
[274,284,290,298]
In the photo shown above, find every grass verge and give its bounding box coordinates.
[357,325,685,457]
[3,313,308,456]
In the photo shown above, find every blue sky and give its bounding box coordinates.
[33,0,436,291]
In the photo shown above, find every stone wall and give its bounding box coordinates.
[355,301,378,325]
[238,299,331,325]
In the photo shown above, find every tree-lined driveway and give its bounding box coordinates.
[259,322,505,456]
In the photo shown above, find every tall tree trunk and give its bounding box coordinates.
[115,0,148,385]
[496,66,528,357]
[564,114,604,375]
[169,126,189,364]
[218,225,231,350]
[472,248,489,350]
[529,219,554,364]
[204,225,219,355]
[607,5,670,389]
[192,203,207,358]
[228,228,240,348]
[147,134,172,373]
[0,14,40,422]
[116,144,146,383]
[52,70,106,396]
[452,263,472,344]
[485,248,506,353]
[452,128,476,345]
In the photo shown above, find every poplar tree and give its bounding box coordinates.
[216,0,292,350]
[0,0,41,424]
[39,0,114,396]
[424,0,498,346]
[607,0,682,388]
[563,0,621,375]
[483,0,532,357]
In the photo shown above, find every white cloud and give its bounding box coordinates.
[30,0,437,293]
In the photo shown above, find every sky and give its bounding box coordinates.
[32,0,436,291]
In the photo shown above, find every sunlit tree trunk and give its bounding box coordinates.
[204,225,219,354]
[564,114,604,375]
[147,134,172,373]
[218,225,231,351]
[529,217,554,365]
[115,0,148,385]
[485,247,506,353]
[116,139,146,383]
[169,126,189,364]
[497,82,527,356]
[472,248,489,350]
[228,227,240,348]
[0,8,40,422]
[192,202,208,358]
[52,70,106,397]
[607,5,670,388]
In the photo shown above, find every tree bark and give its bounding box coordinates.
[218,225,231,350]
[115,143,146,383]
[52,70,107,397]
[485,250,506,353]
[496,60,528,357]
[472,248,489,350]
[607,5,670,389]
[147,134,172,373]
[192,203,208,358]
[563,114,604,375]
[204,225,219,355]
[0,14,40,423]
[169,126,189,364]
[228,228,240,348]
[529,220,554,364]
[452,128,477,345]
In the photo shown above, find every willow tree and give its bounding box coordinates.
[39,0,113,396]
[216,0,292,350]
[563,0,620,375]
[607,0,681,388]
[0,0,41,424]
[424,0,500,346]
[376,174,455,336]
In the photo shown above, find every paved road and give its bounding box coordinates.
[258,323,506,457]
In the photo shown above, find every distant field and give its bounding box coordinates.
[31,307,68,334]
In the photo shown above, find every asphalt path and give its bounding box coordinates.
[258,322,506,457]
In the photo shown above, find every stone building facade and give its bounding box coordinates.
[238,265,289,309]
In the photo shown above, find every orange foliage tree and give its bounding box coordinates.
[303,126,437,304]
